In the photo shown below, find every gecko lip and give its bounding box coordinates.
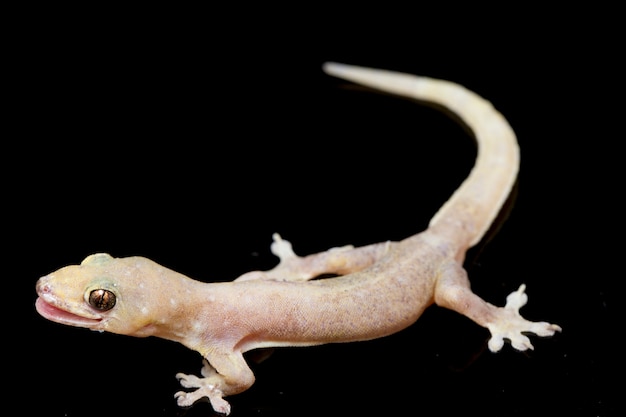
[35,277,103,326]
[35,296,103,327]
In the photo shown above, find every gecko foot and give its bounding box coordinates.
[175,359,231,415]
[486,284,562,352]
[270,233,297,262]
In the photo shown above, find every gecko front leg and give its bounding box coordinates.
[236,233,393,282]
[175,351,254,415]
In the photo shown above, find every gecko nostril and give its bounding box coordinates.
[36,278,51,294]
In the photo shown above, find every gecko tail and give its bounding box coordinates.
[322,62,519,248]
[323,62,423,97]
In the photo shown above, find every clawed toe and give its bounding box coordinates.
[487,285,561,352]
[174,390,196,407]
[174,366,232,415]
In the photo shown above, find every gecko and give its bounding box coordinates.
[35,62,561,415]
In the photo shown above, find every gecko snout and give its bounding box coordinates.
[35,276,51,296]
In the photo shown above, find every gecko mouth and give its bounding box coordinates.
[35,297,102,327]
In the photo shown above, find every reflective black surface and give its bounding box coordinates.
[12,7,617,417]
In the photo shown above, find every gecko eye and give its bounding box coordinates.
[89,289,116,311]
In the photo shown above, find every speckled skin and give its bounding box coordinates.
[35,63,561,415]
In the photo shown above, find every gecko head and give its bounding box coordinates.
[35,253,175,337]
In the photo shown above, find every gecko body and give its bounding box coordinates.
[35,63,561,415]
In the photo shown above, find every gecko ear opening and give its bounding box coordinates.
[89,289,116,311]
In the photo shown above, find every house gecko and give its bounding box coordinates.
[35,62,561,415]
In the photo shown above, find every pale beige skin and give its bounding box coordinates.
[35,63,561,415]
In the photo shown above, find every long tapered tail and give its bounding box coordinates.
[323,62,519,247]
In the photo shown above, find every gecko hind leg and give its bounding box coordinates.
[485,284,562,352]
[434,262,561,352]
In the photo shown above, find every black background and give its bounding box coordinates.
[9,5,618,417]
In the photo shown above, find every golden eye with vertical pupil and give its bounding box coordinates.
[89,289,116,311]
